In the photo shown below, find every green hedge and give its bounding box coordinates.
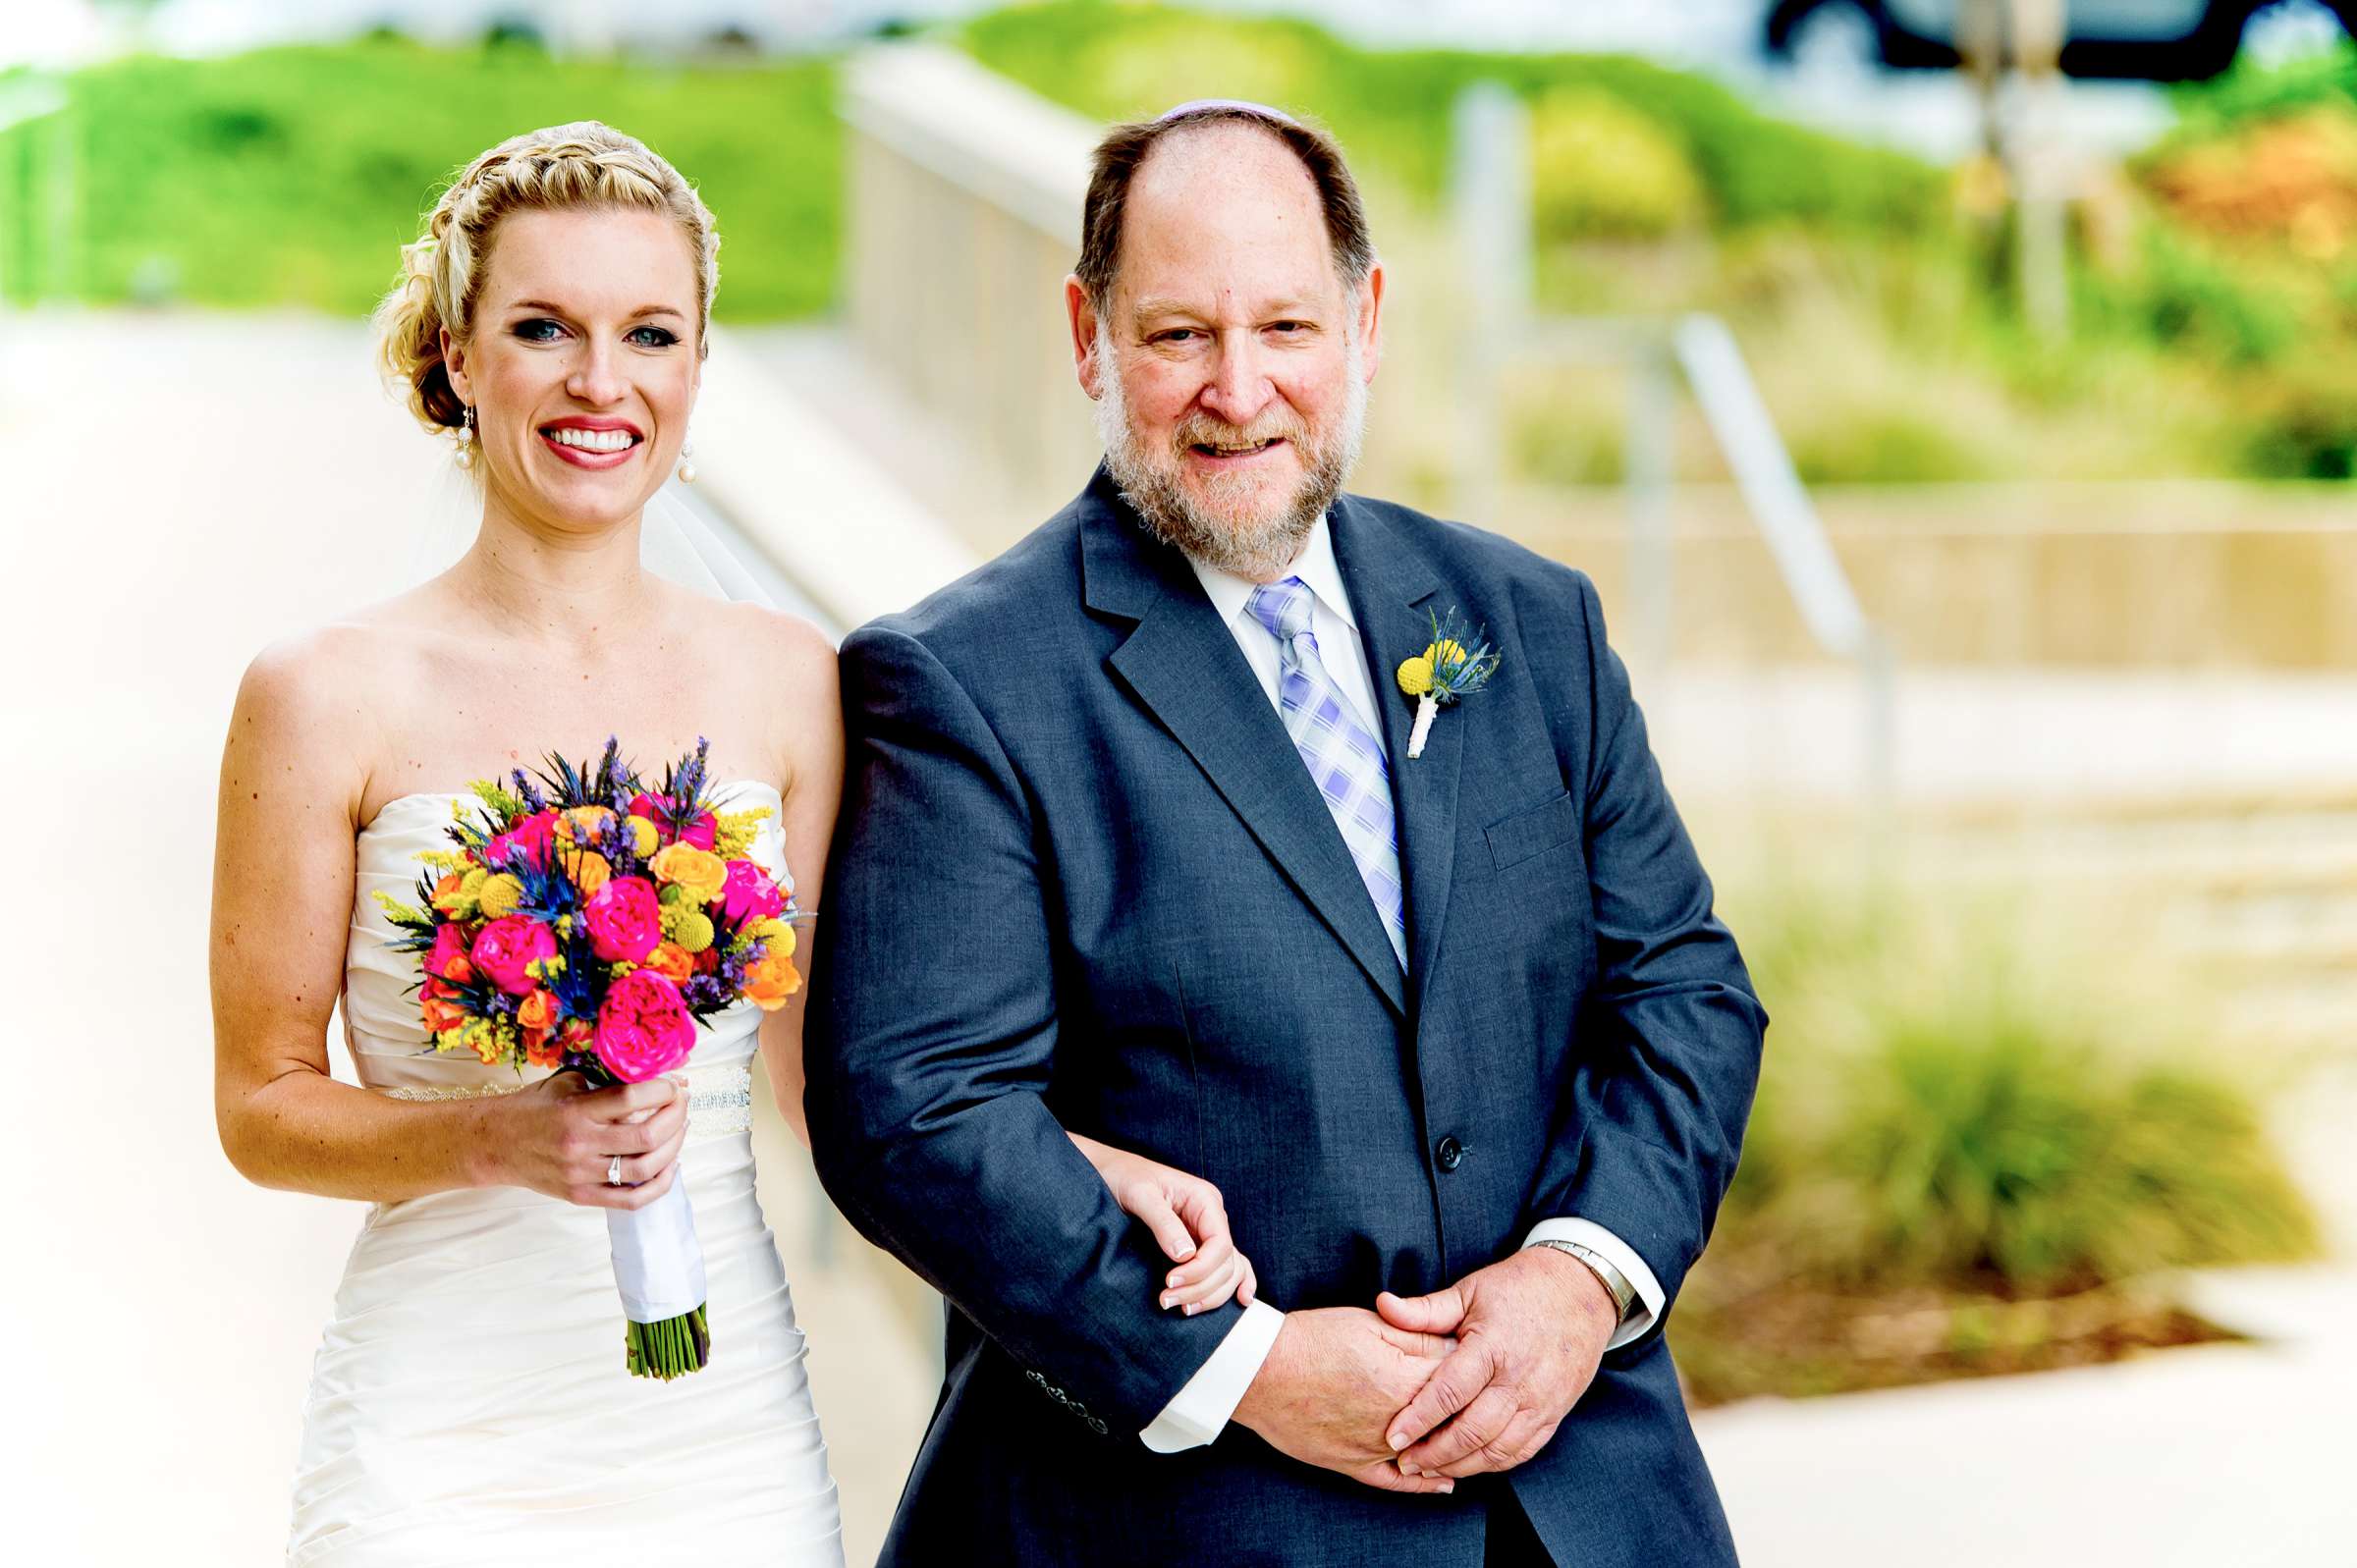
[27,35,839,317]
[959,0,1946,234]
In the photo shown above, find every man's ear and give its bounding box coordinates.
[1355,261,1386,385]
[1066,275,1105,401]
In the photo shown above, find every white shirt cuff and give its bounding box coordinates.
[1523,1217,1667,1351]
[1138,1298,1287,1452]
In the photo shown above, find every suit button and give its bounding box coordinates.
[1435,1135,1464,1172]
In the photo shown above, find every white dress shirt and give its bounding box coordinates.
[1137,515,1666,1453]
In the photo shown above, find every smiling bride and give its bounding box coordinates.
[207,121,1254,1566]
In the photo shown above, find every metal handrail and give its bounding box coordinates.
[1451,81,1894,812]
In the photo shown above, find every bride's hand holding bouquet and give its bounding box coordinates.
[375,735,801,1379]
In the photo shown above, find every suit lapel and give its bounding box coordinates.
[1329,495,1462,1013]
[1082,476,1407,1015]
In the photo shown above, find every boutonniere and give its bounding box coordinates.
[1396,609,1501,759]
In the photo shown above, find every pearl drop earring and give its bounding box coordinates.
[676,433,696,485]
[455,405,476,470]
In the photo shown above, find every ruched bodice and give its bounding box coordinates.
[288,781,842,1567]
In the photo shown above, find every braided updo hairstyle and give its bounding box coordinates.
[374,121,719,434]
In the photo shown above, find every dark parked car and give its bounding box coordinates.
[1765,0,2357,81]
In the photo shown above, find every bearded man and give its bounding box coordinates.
[808,100,1767,1567]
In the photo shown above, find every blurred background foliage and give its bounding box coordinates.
[28,33,839,318]
[17,2,2357,481]
[1672,881,2320,1403]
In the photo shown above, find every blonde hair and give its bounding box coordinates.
[374,121,719,432]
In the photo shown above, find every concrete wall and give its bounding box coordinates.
[1512,482,2357,670]
[840,44,1102,536]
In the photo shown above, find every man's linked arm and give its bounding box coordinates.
[804,622,1239,1435]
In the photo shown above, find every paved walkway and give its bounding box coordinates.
[10,310,2352,1566]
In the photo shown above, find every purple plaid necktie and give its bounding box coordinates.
[1245,576,1408,969]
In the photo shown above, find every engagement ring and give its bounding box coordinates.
[607,1155,625,1187]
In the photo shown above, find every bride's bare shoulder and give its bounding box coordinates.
[238,609,426,713]
[669,594,841,785]
[227,609,434,818]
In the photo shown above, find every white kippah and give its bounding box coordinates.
[1156,98,1299,127]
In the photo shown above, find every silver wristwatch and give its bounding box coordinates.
[1531,1239,1636,1324]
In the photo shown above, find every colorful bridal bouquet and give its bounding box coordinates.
[373,738,800,1379]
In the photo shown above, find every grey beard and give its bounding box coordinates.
[1095,332,1366,581]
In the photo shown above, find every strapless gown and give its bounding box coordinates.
[286,784,843,1567]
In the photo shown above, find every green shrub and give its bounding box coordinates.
[1784,406,1995,484]
[2236,354,2357,476]
[2128,225,2298,364]
[958,0,1946,234]
[2164,37,2357,142]
[41,36,840,317]
[1721,884,2319,1296]
[1528,86,1704,242]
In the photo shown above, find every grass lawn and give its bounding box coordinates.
[17,36,839,320]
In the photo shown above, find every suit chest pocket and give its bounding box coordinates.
[1484,790,1580,874]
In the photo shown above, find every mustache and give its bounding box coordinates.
[1169,411,1309,452]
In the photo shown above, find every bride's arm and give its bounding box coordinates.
[755,618,845,1149]
[209,637,684,1208]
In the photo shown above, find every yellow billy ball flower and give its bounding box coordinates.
[476,873,525,920]
[459,866,489,899]
[1424,638,1467,671]
[626,816,660,857]
[675,910,716,953]
[1397,656,1435,697]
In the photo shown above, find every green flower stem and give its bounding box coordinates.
[624,1305,711,1380]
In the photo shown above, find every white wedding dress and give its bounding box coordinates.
[286,782,844,1567]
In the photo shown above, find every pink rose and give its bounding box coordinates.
[469,914,556,997]
[594,969,697,1083]
[427,922,473,982]
[583,875,661,963]
[486,809,559,870]
[629,792,717,850]
[720,860,785,925]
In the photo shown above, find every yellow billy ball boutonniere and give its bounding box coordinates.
[1396,608,1502,759]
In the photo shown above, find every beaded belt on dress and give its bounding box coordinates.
[376,1062,756,1138]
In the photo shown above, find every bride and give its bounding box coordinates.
[209,122,1254,1566]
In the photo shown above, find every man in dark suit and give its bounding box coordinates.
[807,99,1767,1567]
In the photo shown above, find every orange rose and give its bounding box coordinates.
[522,1028,564,1068]
[554,806,615,846]
[560,847,614,895]
[743,951,801,1011]
[420,980,468,1034]
[430,871,467,916]
[517,989,559,1032]
[646,942,694,982]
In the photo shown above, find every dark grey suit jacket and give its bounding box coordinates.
[807,468,1766,1567]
